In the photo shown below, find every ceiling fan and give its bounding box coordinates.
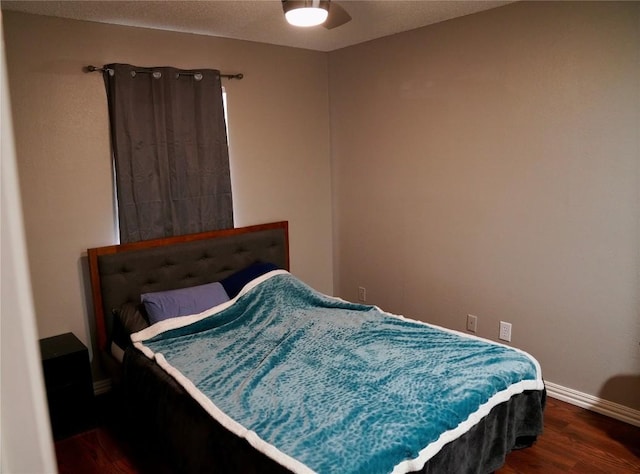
[282,0,352,29]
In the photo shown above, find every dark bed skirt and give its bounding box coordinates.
[122,348,545,474]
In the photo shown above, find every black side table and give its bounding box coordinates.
[39,332,95,439]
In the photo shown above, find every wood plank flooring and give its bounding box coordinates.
[496,397,639,474]
[55,395,639,473]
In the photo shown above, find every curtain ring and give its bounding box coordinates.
[194,73,203,81]
[152,71,162,79]
[130,70,136,78]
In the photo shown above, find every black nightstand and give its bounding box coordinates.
[39,332,95,439]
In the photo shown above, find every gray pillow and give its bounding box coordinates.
[111,302,149,349]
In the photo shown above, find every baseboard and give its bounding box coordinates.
[545,380,640,427]
[93,378,112,396]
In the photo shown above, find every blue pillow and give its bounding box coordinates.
[141,281,229,325]
[220,261,280,298]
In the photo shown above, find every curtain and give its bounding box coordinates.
[103,63,233,243]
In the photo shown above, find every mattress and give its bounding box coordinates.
[128,270,545,473]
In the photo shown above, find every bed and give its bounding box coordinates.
[88,220,545,474]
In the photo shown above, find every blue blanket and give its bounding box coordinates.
[133,271,543,474]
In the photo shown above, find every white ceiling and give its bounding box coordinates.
[1,0,513,52]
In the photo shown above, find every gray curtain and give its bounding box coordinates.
[103,63,233,243]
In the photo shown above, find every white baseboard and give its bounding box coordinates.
[545,380,640,427]
[93,378,112,396]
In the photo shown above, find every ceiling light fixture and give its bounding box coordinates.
[282,0,330,27]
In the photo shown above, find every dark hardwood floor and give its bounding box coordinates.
[55,395,640,473]
[496,397,639,474]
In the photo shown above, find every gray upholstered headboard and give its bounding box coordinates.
[88,221,289,354]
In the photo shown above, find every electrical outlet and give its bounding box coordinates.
[499,321,512,342]
[358,286,366,302]
[467,314,478,333]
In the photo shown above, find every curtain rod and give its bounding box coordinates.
[84,65,244,80]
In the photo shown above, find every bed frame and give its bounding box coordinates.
[86,219,544,473]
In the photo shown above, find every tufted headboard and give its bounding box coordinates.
[88,221,289,355]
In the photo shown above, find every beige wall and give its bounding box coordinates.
[3,12,334,373]
[1,11,57,469]
[4,1,639,414]
[330,1,639,410]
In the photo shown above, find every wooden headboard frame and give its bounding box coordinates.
[88,221,289,354]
